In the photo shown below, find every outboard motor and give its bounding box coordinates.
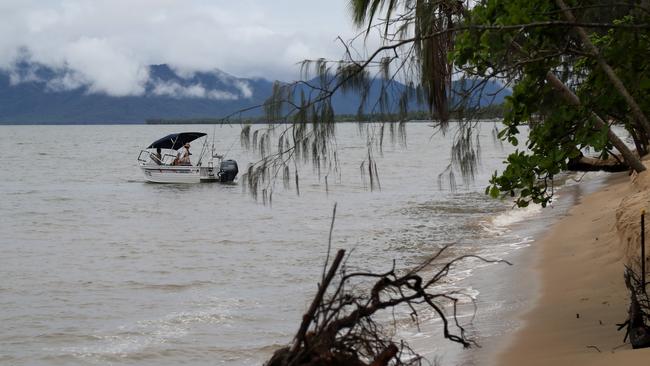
[218,159,239,182]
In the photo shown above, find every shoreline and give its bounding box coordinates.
[498,170,650,365]
[457,172,604,366]
[408,172,600,366]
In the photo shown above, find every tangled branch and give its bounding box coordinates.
[618,266,650,348]
[266,244,511,366]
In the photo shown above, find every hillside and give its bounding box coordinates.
[0,63,510,124]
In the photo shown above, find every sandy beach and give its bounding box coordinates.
[499,170,650,365]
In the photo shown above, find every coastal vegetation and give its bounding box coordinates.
[457,0,650,207]
[240,0,650,209]
[251,0,650,364]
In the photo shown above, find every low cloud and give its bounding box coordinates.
[8,60,42,85]
[46,69,87,92]
[0,1,365,98]
[151,80,239,100]
[233,80,253,98]
[62,37,149,96]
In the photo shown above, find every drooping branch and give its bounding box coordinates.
[239,0,650,203]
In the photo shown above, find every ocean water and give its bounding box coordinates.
[0,122,604,365]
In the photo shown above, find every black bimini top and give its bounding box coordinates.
[147,132,207,150]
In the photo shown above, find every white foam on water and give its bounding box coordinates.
[394,195,552,352]
[506,235,534,249]
[395,169,611,363]
[56,301,235,361]
[490,203,543,230]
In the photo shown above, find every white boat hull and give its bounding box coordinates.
[140,164,225,183]
[140,165,201,183]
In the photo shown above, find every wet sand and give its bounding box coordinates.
[457,174,600,366]
[499,171,650,365]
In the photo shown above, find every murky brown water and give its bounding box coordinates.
[0,122,607,365]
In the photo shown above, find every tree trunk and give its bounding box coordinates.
[555,0,650,142]
[544,70,646,172]
[567,154,629,172]
[510,41,645,172]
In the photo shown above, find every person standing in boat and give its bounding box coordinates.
[176,143,192,165]
[152,147,163,165]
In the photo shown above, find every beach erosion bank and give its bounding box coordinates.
[499,168,650,365]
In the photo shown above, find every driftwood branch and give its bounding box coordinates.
[619,266,650,348]
[267,239,511,366]
[290,249,346,357]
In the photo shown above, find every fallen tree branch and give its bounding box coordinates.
[267,242,511,366]
[567,154,630,172]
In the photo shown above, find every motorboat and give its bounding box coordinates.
[137,132,239,183]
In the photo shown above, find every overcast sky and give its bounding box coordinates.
[1,0,371,96]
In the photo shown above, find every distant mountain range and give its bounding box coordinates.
[0,63,510,124]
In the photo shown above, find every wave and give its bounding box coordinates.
[123,280,215,292]
[488,203,543,232]
[56,303,235,362]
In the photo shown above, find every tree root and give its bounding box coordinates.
[265,246,510,365]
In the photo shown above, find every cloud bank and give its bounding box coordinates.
[0,0,363,97]
[151,81,239,100]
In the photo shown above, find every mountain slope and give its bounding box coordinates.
[0,64,274,124]
[0,63,509,124]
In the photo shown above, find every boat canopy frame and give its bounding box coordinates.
[138,132,211,167]
[146,132,207,150]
